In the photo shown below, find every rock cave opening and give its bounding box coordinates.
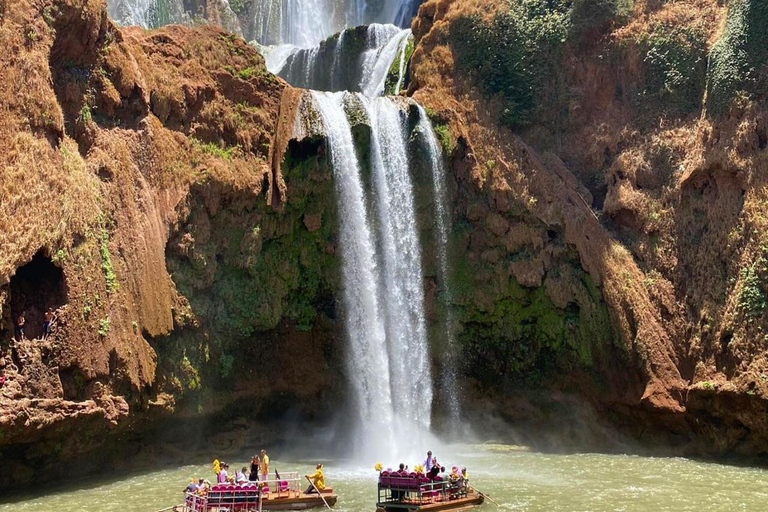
[8,250,67,341]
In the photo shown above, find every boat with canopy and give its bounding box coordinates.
[178,472,337,511]
[374,470,484,512]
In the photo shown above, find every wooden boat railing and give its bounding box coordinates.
[377,473,469,508]
[181,472,304,512]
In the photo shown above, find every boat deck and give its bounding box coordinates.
[179,477,337,511]
[376,491,484,512]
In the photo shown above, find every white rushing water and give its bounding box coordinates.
[310,91,396,459]
[363,96,432,430]
[107,0,423,45]
[309,91,438,460]
[416,105,461,426]
[360,27,412,97]
[266,24,411,95]
[107,0,181,27]
[252,0,335,48]
[253,0,415,46]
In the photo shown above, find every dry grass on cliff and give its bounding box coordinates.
[614,0,727,45]
[0,1,102,281]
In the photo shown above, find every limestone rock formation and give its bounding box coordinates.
[3,0,768,493]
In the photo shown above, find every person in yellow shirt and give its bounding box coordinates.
[260,450,270,481]
[304,463,324,494]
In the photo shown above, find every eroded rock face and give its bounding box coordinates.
[0,0,307,489]
[4,0,768,491]
[409,0,768,455]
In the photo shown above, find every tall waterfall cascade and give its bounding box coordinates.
[288,39,459,456]
[105,0,457,459]
[416,106,462,426]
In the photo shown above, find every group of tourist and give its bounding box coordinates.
[215,449,271,484]
[185,451,327,498]
[422,450,469,484]
[12,308,56,342]
[384,450,470,493]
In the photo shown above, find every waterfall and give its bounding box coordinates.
[267,24,411,95]
[107,0,424,42]
[110,0,449,458]
[310,91,396,456]
[394,0,424,27]
[307,91,437,458]
[363,97,432,430]
[416,106,462,427]
[359,28,412,97]
[252,0,335,48]
[107,0,183,28]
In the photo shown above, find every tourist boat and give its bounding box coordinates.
[375,471,484,512]
[178,472,338,511]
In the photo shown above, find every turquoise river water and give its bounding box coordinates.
[2,444,767,511]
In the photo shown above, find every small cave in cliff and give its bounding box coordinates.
[8,250,67,340]
[288,138,325,162]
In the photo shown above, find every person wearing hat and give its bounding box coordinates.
[304,463,325,494]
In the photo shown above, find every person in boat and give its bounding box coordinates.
[184,478,200,493]
[391,463,408,501]
[236,466,249,484]
[448,466,461,496]
[260,450,270,481]
[249,455,261,481]
[423,451,435,472]
[304,463,325,494]
[217,462,229,483]
[460,467,469,493]
[428,460,441,480]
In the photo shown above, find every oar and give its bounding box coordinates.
[306,475,332,510]
[469,484,501,507]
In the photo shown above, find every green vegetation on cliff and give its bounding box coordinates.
[637,22,708,116]
[384,36,414,96]
[706,0,768,116]
[450,0,571,128]
[162,143,339,392]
